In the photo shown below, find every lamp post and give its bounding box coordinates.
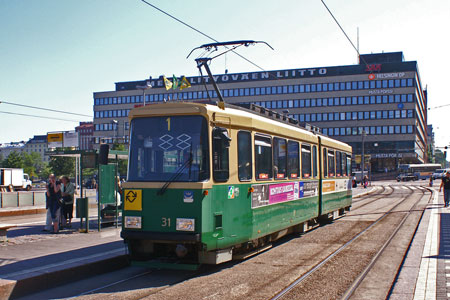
[136,80,152,106]
[111,119,118,144]
[361,129,367,185]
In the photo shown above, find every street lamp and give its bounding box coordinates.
[136,80,152,106]
[111,119,118,144]
[361,129,367,185]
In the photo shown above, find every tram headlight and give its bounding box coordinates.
[176,218,195,232]
[124,216,142,229]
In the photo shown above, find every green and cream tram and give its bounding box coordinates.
[121,101,352,265]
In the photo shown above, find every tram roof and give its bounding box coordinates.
[129,102,352,152]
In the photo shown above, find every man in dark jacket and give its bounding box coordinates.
[440,171,450,207]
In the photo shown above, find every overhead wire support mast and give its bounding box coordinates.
[320,0,370,69]
[189,41,273,109]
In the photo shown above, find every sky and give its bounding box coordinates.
[1,0,449,147]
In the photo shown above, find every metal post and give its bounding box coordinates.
[136,80,152,107]
[98,163,101,232]
[361,129,366,185]
[142,89,146,107]
[115,154,119,228]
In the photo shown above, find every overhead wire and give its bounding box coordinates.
[0,111,81,123]
[139,0,268,72]
[0,100,92,118]
[428,103,450,110]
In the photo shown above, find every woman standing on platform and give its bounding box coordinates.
[47,174,62,233]
[61,176,75,228]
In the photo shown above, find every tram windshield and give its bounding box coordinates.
[128,115,210,182]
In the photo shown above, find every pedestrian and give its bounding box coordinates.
[429,176,433,187]
[440,171,450,207]
[363,175,368,188]
[43,174,54,232]
[61,176,75,228]
[47,174,62,233]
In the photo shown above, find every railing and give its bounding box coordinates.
[0,191,46,208]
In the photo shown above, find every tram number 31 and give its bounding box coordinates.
[161,217,171,227]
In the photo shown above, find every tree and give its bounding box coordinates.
[22,152,45,178]
[3,151,24,168]
[112,143,128,177]
[49,156,75,177]
[39,164,53,180]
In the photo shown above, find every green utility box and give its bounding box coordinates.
[76,197,88,218]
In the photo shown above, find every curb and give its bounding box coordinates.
[0,204,98,218]
[1,252,129,299]
[0,207,47,217]
[352,186,378,199]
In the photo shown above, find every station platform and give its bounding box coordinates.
[0,183,442,299]
[0,209,127,299]
[390,184,447,300]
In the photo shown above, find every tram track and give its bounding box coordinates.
[27,184,430,300]
[269,185,430,300]
[349,185,393,212]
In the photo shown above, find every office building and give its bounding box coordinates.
[93,52,428,172]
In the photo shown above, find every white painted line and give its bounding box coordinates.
[2,248,125,279]
[413,191,438,300]
[9,216,100,228]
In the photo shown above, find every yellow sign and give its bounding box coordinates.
[47,133,63,143]
[322,181,336,193]
[124,189,142,211]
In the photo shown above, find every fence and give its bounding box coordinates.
[0,191,46,208]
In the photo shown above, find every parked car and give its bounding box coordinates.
[397,173,418,182]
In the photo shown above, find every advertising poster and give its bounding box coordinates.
[251,180,318,209]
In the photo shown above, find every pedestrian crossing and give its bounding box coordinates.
[392,185,427,190]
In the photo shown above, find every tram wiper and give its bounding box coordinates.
[157,148,193,196]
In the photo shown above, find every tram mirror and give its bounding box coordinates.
[213,127,231,148]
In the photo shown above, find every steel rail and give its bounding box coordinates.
[270,184,422,300]
[340,186,431,300]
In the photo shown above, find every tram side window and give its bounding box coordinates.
[237,131,252,181]
[273,138,287,179]
[346,154,352,177]
[336,151,342,177]
[212,127,231,182]
[255,135,272,180]
[312,145,318,178]
[323,148,328,178]
[342,153,348,176]
[288,141,299,179]
[328,150,335,177]
[301,144,311,178]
